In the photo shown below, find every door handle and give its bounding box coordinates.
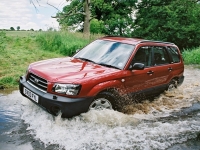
[147,70,154,75]
[168,67,173,72]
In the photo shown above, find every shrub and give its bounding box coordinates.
[182,47,200,64]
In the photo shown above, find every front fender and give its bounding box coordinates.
[87,80,124,96]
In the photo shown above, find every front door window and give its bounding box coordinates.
[131,46,152,68]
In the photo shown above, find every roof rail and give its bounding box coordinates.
[138,40,175,45]
[102,36,175,45]
[104,35,122,38]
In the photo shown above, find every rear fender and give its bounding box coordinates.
[87,80,124,96]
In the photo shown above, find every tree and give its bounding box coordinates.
[54,0,91,35]
[56,0,136,36]
[91,0,136,36]
[10,27,15,31]
[132,0,200,50]
[17,26,20,31]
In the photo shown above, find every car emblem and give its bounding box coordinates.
[34,78,39,84]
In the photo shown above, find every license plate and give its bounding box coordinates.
[23,87,39,103]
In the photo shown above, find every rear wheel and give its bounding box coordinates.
[89,92,117,110]
[167,79,178,91]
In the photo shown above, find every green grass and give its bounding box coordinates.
[0,31,63,88]
[35,31,102,56]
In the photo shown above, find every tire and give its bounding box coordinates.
[89,92,117,111]
[167,79,178,91]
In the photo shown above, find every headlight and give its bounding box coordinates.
[52,84,81,95]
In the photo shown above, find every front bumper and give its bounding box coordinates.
[19,76,94,118]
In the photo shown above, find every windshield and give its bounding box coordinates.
[73,40,135,69]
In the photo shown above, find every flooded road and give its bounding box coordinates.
[0,66,200,150]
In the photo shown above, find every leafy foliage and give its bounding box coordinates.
[182,47,200,64]
[57,0,136,35]
[90,19,104,34]
[58,0,84,31]
[92,0,136,36]
[132,0,200,50]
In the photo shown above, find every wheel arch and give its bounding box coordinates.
[87,80,124,97]
[169,76,179,85]
[89,84,124,111]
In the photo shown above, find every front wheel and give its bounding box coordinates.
[89,92,117,111]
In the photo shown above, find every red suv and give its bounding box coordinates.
[19,36,184,117]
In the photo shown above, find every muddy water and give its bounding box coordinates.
[0,66,200,150]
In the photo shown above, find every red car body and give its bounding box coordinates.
[19,36,184,117]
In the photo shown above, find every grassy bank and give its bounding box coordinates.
[0,31,199,89]
[0,31,63,89]
[35,31,102,56]
[0,31,102,89]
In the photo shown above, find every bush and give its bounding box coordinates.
[182,47,200,64]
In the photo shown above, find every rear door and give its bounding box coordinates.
[150,46,173,91]
[166,46,184,82]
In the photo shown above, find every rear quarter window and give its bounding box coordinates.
[168,47,180,63]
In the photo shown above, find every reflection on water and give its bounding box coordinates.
[0,91,21,133]
[0,66,200,150]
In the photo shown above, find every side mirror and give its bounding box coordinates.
[129,63,145,70]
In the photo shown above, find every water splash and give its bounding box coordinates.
[3,67,200,150]
[20,100,200,150]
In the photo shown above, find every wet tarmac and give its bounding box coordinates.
[0,66,200,150]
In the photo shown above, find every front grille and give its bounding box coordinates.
[27,73,48,92]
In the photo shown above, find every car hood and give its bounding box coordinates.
[29,57,121,83]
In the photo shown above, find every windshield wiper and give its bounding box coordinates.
[76,57,96,63]
[97,63,120,70]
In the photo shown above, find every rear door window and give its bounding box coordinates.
[153,46,170,66]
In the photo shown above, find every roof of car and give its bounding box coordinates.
[100,36,175,45]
